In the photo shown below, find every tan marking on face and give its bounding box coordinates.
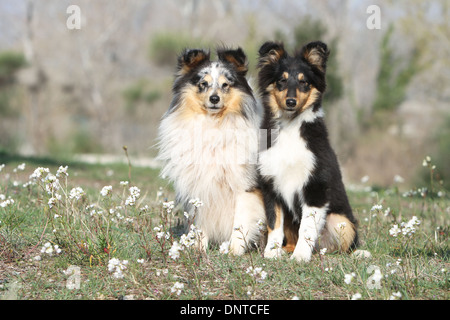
[216,87,242,118]
[297,73,305,81]
[266,80,319,115]
[300,87,319,112]
[177,85,207,119]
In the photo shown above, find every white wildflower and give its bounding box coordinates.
[29,167,50,181]
[0,198,14,208]
[189,198,204,208]
[246,266,268,281]
[337,222,347,229]
[171,281,184,296]
[389,291,402,300]
[120,181,129,186]
[56,165,68,177]
[389,224,401,237]
[320,248,327,256]
[69,187,85,201]
[351,293,362,300]
[162,200,175,213]
[371,204,383,212]
[256,219,266,233]
[125,186,141,206]
[100,185,113,197]
[107,258,128,279]
[40,242,62,256]
[344,272,356,284]
[168,241,183,260]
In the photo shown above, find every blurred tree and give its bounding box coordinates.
[372,24,421,117]
[0,51,26,86]
[149,32,212,67]
[0,51,26,152]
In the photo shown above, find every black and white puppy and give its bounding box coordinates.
[257,41,358,262]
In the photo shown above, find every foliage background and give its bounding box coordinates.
[0,0,449,187]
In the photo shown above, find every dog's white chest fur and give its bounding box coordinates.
[259,115,316,211]
[157,112,259,242]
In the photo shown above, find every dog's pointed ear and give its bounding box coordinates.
[217,47,248,75]
[258,41,286,67]
[299,41,329,73]
[177,49,210,75]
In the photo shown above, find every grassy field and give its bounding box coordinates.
[0,152,448,301]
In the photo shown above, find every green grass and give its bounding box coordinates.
[0,153,448,300]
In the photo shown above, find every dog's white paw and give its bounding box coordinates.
[264,239,283,259]
[229,234,246,256]
[264,247,283,259]
[291,244,312,263]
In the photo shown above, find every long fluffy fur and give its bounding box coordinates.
[157,48,265,254]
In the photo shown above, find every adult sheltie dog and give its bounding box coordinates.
[157,47,265,254]
[257,41,358,262]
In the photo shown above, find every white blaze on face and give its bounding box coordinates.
[198,62,234,111]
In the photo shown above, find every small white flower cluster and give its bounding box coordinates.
[371,204,383,212]
[162,200,175,213]
[100,185,112,197]
[189,198,204,208]
[41,242,62,256]
[389,291,402,300]
[125,186,141,206]
[337,222,347,229]
[69,187,85,201]
[344,272,356,284]
[246,266,268,282]
[56,165,69,177]
[107,258,128,279]
[29,167,50,181]
[351,293,362,300]
[13,163,26,173]
[389,216,421,237]
[48,195,62,209]
[168,241,183,260]
[171,281,184,296]
[256,219,265,233]
[168,225,203,260]
[422,156,435,169]
[0,164,5,172]
[154,225,170,240]
[0,196,14,208]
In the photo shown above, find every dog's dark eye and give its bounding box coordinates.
[299,80,309,86]
[199,81,208,88]
[221,82,229,90]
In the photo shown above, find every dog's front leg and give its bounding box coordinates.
[291,205,327,262]
[263,203,284,259]
[229,190,265,255]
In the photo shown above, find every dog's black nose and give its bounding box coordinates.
[209,95,220,104]
[286,98,297,108]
